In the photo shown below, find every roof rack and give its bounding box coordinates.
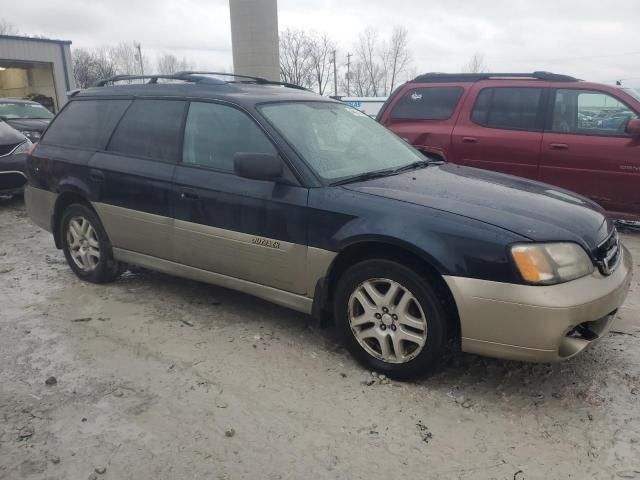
[93,71,310,91]
[411,71,579,83]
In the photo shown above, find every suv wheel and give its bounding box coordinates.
[334,259,448,379]
[60,203,121,283]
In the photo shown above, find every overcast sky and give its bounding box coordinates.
[3,0,639,88]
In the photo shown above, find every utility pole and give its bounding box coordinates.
[332,49,338,97]
[135,42,144,76]
[346,53,352,97]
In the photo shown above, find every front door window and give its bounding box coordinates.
[552,89,638,136]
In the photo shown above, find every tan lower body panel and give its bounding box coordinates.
[113,247,314,314]
[174,219,309,295]
[93,202,336,298]
[445,246,633,362]
[25,186,57,232]
[93,202,175,261]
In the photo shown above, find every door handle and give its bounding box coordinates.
[180,190,199,200]
[89,169,104,182]
[462,137,478,143]
[550,143,569,150]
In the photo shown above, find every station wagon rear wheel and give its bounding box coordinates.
[60,203,121,284]
[334,259,447,379]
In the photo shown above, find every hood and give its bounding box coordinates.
[4,118,50,132]
[344,163,611,250]
[0,121,27,146]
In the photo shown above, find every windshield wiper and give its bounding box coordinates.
[390,159,433,174]
[330,159,440,186]
[330,168,399,186]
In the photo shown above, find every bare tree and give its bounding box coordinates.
[110,42,149,76]
[157,53,193,75]
[462,52,488,73]
[72,47,117,88]
[307,32,334,95]
[0,18,18,35]
[355,27,384,97]
[72,48,96,88]
[279,29,314,88]
[385,26,411,93]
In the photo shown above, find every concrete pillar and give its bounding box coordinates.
[229,0,280,81]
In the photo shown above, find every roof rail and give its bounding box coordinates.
[92,74,206,87]
[93,71,310,91]
[411,71,579,83]
[172,71,311,91]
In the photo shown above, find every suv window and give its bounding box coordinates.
[183,102,276,172]
[552,89,638,136]
[472,87,543,131]
[390,87,463,120]
[41,100,130,149]
[108,99,186,162]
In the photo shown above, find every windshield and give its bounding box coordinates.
[622,88,640,103]
[259,101,425,181]
[0,102,54,120]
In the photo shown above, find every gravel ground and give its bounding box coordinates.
[1,196,639,480]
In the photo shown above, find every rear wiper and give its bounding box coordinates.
[330,168,398,186]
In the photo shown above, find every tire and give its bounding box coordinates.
[334,259,448,379]
[60,203,121,284]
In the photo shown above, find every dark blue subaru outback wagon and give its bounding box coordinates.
[25,72,632,378]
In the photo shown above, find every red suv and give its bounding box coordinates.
[378,72,640,221]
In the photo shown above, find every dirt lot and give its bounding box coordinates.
[1,196,639,480]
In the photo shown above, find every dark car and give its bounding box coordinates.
[0,98,54,143]
[377,72,640,221]
[0,120,30,196]
[25,72,632,378]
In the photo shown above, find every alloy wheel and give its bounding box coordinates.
[66,216,101,272]
[348,278,428,364]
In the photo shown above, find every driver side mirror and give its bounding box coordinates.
[234,152,283,181]
[626,118,640,137]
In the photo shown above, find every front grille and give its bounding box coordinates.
[596,228,621,275]
[0,142,21,157]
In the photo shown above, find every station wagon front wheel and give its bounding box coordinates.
[60,203,121,284]
[334,259,448,379]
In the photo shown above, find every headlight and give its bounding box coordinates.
[511,243,594,285]
[21,130,41,142]
[13,139,33,154]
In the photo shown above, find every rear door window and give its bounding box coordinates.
[41,99,130,149]
[107,99,187,162]
[472,87,543,131]
[551,89,638,136]
[390,87,464,120]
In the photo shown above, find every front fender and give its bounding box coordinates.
[309,187,527,283]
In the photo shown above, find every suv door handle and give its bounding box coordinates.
[180,190,199,200]
[550,143,569,150]
[462,137,478,143]
[89,169,104,182]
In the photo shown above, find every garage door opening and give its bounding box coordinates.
[0,60,58,112]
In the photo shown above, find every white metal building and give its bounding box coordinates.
[0,35,74,112]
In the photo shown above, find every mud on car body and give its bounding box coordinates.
[24,72,633,378]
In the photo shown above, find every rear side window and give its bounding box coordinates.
[42,100,130,149]
[182,102,276,172]
[108,99,186,162]
[472,87,543,131]
[390,87,463,120]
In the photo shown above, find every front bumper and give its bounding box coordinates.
[0,152,27,195]
[444,245,633,362]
